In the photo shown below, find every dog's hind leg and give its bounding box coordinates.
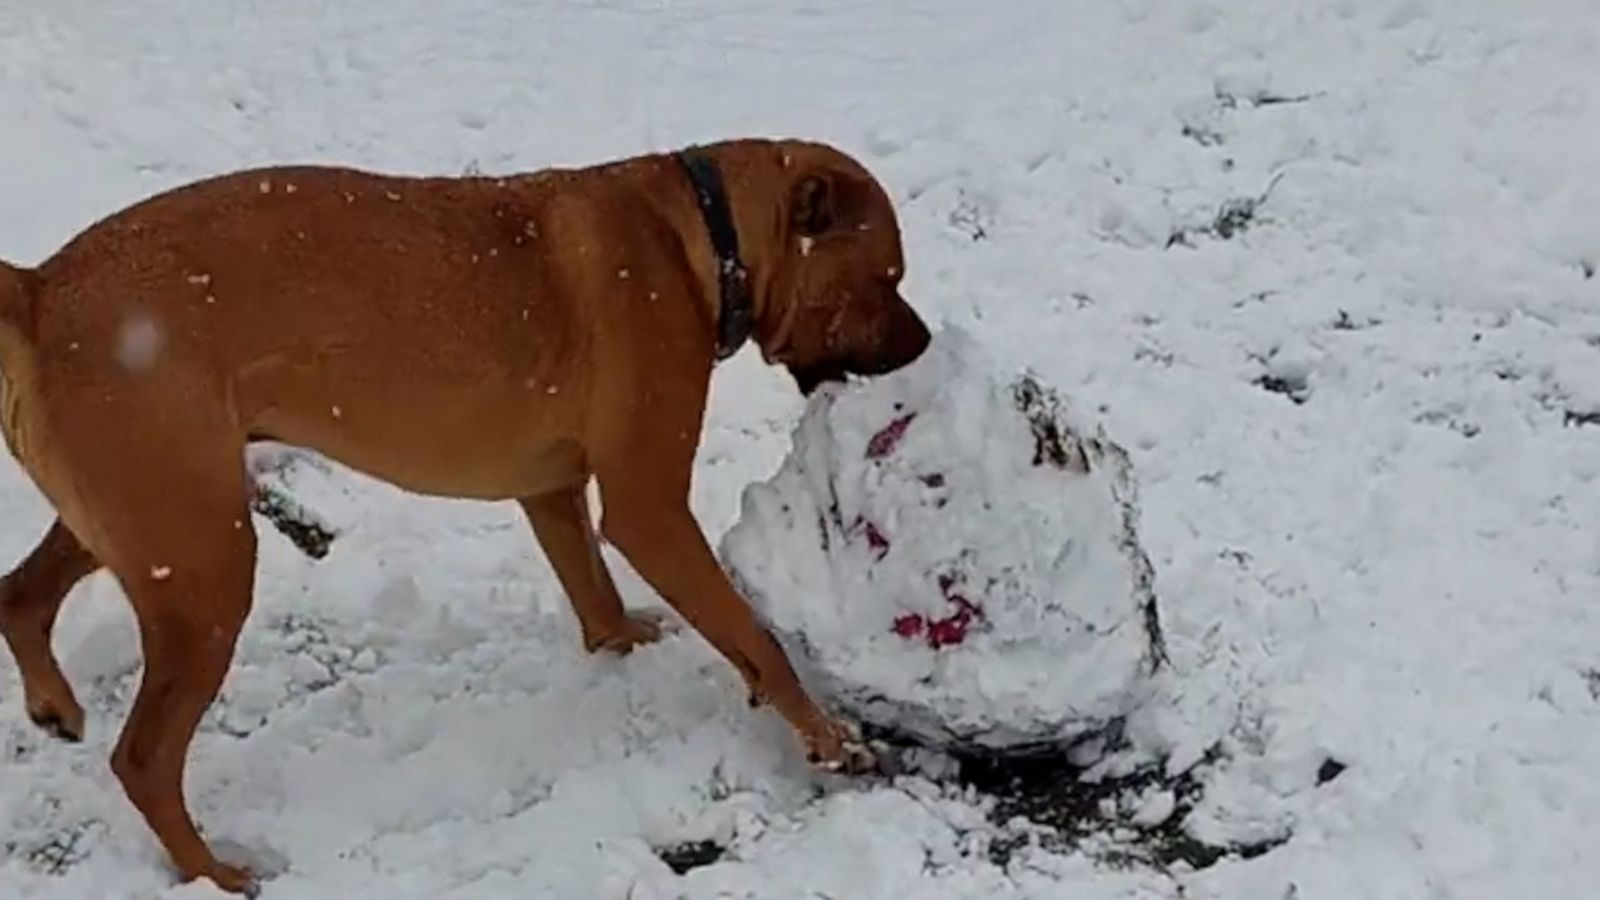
[99,478,259,895]
[520,484,663,654]
[0,516,100,741]
[33,397,262,894]
[109,532,257,896]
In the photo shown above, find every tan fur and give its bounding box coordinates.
[0,139,929,893]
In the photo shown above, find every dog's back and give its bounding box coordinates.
[9,167,621,498]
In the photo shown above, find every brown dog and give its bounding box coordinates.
[0,138,930,893]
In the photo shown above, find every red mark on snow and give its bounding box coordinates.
[860,520,890,559]
[890,575,986,650]
[892,614,925,638]
[865,412,917,460]
[926,604,979,648]
[849,516,891,560]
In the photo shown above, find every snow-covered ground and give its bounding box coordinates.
[4,1,1600,897]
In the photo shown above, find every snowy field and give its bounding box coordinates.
[4,1,1600,897]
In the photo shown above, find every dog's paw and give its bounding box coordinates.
[804,718,880,775]
[26,695,85,744]
[193,861,261,897]
[584,611,672,655]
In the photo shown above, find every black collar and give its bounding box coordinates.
[676,148,754,361]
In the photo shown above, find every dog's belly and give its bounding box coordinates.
[251,387,589,501]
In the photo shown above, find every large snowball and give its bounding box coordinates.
[720,329,1164,753]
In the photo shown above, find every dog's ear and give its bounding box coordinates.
[791,174,836,236]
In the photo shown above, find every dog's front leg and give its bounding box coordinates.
[520,485,664,655]
[594,462,874,773]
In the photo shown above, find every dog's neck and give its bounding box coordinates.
[666,141,794,365]
[675,149,754,361]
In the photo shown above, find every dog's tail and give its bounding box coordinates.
[0,260,36,360]
[0,259,38,465]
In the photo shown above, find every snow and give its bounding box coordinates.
[114,316,163,372]
[3,1,1600,898]
[721,328,1162,752]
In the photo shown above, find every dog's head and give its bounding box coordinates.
[756,143,931,396]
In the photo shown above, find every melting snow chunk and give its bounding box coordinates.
[721,328,1164,753]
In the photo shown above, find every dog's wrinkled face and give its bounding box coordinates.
[759,150,931,396]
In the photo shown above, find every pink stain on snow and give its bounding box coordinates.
[889,574,986,650]
[891,614,925,638]
[856,518,891,560]
[865,412,917,460]
[862,410,981,648]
